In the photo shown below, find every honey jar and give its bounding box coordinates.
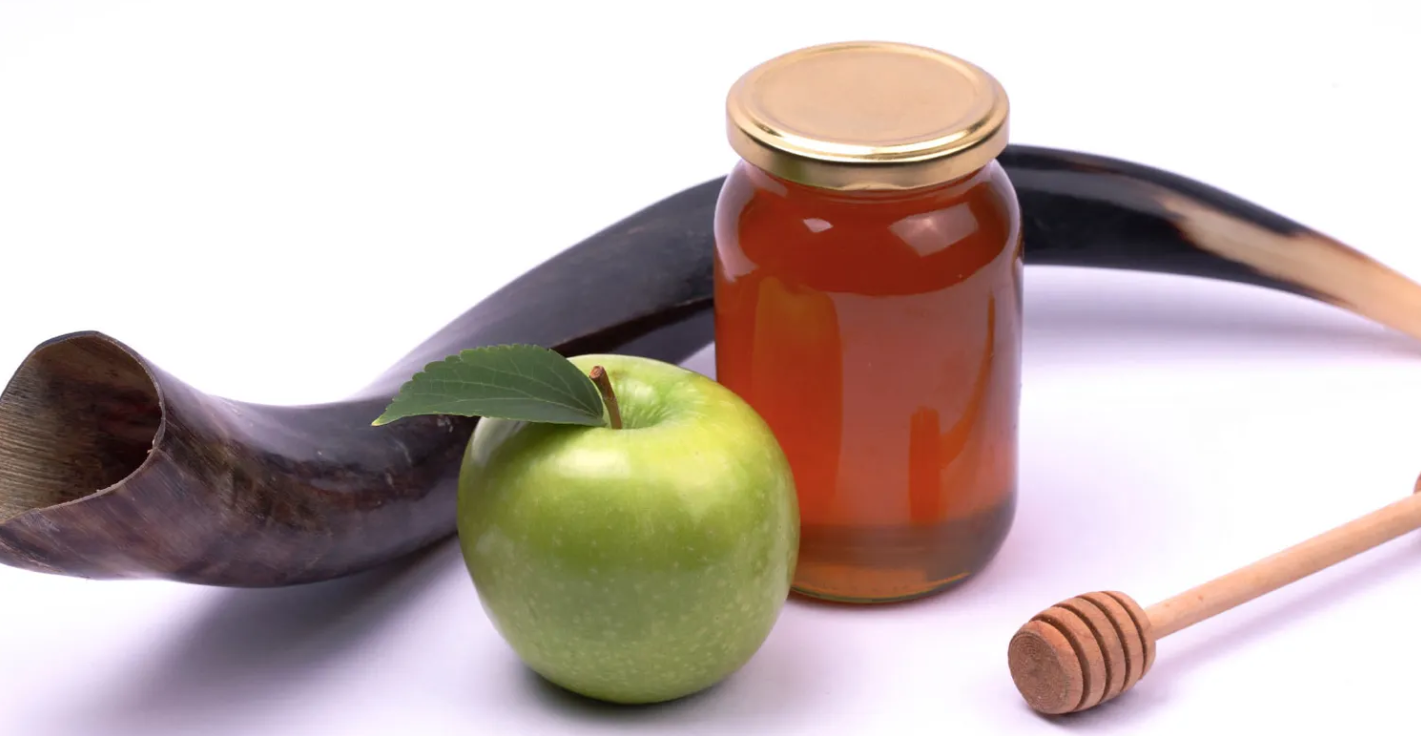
[714,41,1023,603]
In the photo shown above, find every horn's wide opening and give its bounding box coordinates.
[0,335,162,524]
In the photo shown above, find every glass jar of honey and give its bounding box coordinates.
[714,41,1023,603]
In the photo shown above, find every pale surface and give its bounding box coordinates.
[2,2,1420,734]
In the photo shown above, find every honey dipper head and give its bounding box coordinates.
[1007,591,1155,715]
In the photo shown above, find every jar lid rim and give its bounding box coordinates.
[726,41,1010,191]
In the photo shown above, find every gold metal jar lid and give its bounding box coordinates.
[726,41,1010,191]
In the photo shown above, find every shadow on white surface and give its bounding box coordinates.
[1143,535,1421,691]
[64,537,463,733]
[1025,268,1421,360]
[678,342,717,379]
[1027,528,1421,731]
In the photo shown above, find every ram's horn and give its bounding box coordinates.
[2,145,1415,586]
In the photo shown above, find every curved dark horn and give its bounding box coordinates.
[1,144,1415,586]
[1001,145,1421,336]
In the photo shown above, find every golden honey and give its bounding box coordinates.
[714,42,1023,602]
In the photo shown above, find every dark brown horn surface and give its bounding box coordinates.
[3,145,1416,586]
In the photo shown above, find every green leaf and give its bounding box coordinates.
[372,344,607,427]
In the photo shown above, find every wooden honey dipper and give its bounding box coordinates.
[1008,481,1421,715]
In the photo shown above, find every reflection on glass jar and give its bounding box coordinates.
[714,41,1024,603]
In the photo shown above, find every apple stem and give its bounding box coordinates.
[589,366,623,429]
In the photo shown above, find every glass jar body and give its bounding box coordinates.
[712,159,1024,603]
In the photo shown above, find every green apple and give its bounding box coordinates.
[456,353,800,704]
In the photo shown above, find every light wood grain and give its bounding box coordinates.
[1009,481,1421,715]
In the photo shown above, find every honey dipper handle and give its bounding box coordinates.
[1146,491,1421,639]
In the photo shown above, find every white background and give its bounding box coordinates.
[3,1,1420,733]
